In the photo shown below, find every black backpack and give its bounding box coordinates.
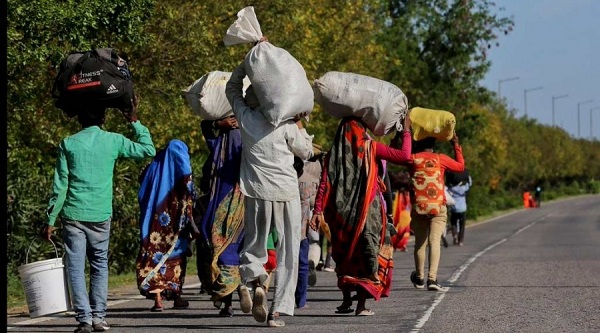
[52,48,134,118]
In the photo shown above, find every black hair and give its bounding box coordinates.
[77,108,106,128]
[413,137,436,153]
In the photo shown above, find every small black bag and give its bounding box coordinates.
[52,48,134,117]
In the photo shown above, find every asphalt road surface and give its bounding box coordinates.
[7,195,600,333]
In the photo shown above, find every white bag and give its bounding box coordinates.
[224,6,314,126]
[182,71,250,120]
[313,71,408,137]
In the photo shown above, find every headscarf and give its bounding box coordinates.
[136,139,197,296]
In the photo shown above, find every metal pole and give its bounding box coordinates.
[551,94,568,127]
[591,107,600,140]
[524,90,527,116]
[498,76,520,103]
[524,86,543,117]
[577,100,593,137]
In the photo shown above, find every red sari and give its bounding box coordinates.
[320,118,394,300]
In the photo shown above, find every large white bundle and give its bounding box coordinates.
[313,71,409,136]
[224,6,314,126]
[182,71,250,120]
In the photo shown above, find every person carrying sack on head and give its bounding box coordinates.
[225,61,315,328]
[41,97,156,333]
[406,133,464,292]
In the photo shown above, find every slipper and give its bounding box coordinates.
[150,305,163,312]
[335,303,354,314]
[173,299,189,309]
[219,307,234,317]
[356,309,375,316]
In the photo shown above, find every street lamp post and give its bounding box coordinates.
[591,107,600,140]
[524,86,543,117]
[577,100,593,137]
[498,76,520,102]
[551,94,568,127]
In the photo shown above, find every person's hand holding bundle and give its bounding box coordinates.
[122,95,139,123]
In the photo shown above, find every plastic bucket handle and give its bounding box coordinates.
[25,239,59,265]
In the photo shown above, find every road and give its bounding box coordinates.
[7,195,600,333]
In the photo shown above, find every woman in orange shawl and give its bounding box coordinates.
[390,171,413,252]
[311,115,412,316]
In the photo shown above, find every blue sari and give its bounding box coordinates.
[196,120,245,302]
[136,140,197,300]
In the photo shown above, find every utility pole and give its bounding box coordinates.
[524,86,543,117]
[551,94,568,127]
[591,107,600,140]
[497,77,520,103]
[577,100,593,137]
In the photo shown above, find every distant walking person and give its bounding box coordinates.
[534,184,542,207]
[407,133,464,292]
[41,98,156,333]
[446,170,472,246]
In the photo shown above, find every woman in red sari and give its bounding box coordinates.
[311,115,411,316]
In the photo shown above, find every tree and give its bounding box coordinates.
[7,0,156,271]
[378,0,514,110]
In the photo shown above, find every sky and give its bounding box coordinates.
[480,0,600,140]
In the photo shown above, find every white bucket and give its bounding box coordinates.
[18,239,72,318]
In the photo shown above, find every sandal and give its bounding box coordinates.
[335,302,354,314]
[150,305,163,312]
[219,307,234,317]
[173,298,189,309]
[356,309,375,316]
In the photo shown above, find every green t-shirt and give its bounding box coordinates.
[46,121,155,226]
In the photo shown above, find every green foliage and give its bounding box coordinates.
[7,0,600,279]
[379,0,514,110]
[587,180,600,194]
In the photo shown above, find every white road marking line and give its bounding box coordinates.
[411,216,546,332]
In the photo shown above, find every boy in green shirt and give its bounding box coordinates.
[41,98,155,333]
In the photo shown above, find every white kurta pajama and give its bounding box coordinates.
[226,64,314,316]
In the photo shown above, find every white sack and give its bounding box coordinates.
[223,6,263,46]
[224,6,314,126]
[182,71,250,120]
[313,71,409,137]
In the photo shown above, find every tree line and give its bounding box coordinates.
[7,0,600,274]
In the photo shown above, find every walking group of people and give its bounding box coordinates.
[41,55,467,333]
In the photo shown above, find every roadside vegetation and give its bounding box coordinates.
[7,0,600,313]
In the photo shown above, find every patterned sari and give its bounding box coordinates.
[196,123,245,302]
[391,191,412,251]
[136,140,197,300]
[321,118,394,300]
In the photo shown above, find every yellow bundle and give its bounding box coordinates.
[409,107,456,141]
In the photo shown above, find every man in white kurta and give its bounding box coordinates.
[226,63,314,325]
